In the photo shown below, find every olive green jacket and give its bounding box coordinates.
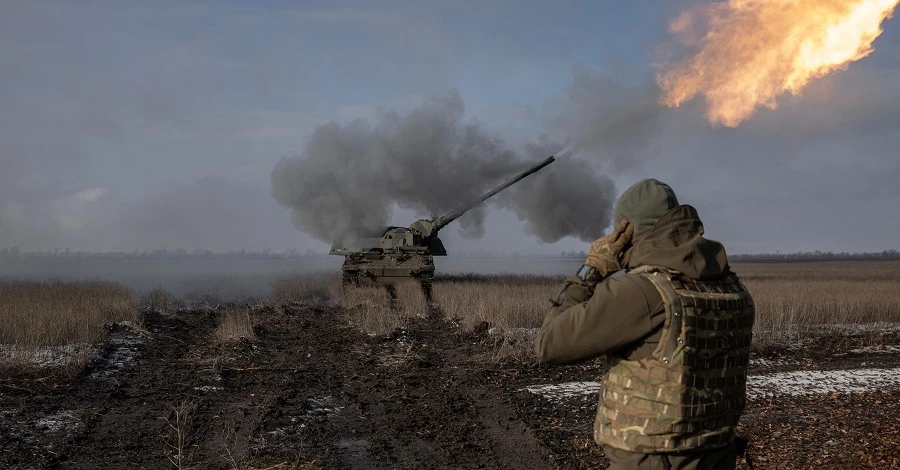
[534,205,735,469]
[535,205,731,365]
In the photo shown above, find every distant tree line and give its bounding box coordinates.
[0,247,329,259]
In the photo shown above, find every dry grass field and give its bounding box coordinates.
[432,275,557,330]
[3,260,897,370]
[735,261,900,346]
[428,261,900,350]
[0,281,140,370]
[269,261,900,350]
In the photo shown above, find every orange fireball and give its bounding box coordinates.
[658,0,900,127]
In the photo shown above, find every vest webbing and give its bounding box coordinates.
[594,265,755,454]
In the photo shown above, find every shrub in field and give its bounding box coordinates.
[150,286,169,312]
[214,310,257,342]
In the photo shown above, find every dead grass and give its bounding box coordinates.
[272,262,900,350]
[0,281,141,346]
[431,262,900,350]
[0,281,141,370]
[429,276,555,362]
[150,286,169,312]
[742,281,900,347]
[732,262,900,347]
[331,281,428,336]
[432,276,556,330]
[214,310,257,342]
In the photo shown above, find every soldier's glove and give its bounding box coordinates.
[585,218,634,278]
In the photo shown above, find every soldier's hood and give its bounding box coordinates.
[625,205,730,280]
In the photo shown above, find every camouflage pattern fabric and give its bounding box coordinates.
[594,265,755,454]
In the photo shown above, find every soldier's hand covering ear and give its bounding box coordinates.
[585,218,634,277]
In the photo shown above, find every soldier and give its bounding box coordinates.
[535,178,754,470]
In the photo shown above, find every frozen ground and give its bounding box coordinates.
[526,366,900,402]
[0,343,93,368]
[747,367,900,398]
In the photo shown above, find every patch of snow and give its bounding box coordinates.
[526,367,900,401]
[847,345,900,354]
[193,385,223,393]
[306,396,344,416]
[525,382,601,400]
[807,322,900,335]
[36,410,81,434]
[747,368,900,399]
[749,357,803,369]
[0,343,94,368]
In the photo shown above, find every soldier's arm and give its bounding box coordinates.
[534,274,662,365]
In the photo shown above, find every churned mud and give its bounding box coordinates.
[2,304,899,469]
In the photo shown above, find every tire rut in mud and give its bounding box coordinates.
[52,310,223,469]
[253,309,556,469]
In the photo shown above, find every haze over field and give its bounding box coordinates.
[2,1,900,255]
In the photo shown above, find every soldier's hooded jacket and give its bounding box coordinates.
[535,203,754,470]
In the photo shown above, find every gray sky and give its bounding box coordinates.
[1,0,898,255]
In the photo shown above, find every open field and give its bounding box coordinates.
[1,260,899,468]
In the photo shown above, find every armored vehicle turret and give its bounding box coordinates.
[329,156,555,295]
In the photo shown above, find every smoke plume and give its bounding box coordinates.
[271,90,620,244]
[501,139,616,243]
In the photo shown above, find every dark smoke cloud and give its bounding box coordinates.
[271,90,618,244]
[502,139,616,242]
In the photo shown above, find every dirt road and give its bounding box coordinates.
[2,304,899,469]
[0,305,559,469]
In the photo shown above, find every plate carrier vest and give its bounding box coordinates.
[594,265,755,453]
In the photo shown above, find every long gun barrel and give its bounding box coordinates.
[436,155,556,228]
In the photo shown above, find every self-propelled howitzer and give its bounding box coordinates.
[329,156,555,294]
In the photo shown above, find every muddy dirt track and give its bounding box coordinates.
[2,304,900,469]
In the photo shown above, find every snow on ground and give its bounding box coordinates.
[35,410,82,434]
[524,382,601,401]
[526,367,900,401]
[746,368,900,399]
[847,345,900,354]
[0,343,94,368]
[806,322,900,335]
[748,357,803,369]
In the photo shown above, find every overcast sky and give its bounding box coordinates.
[1,0,898,255]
